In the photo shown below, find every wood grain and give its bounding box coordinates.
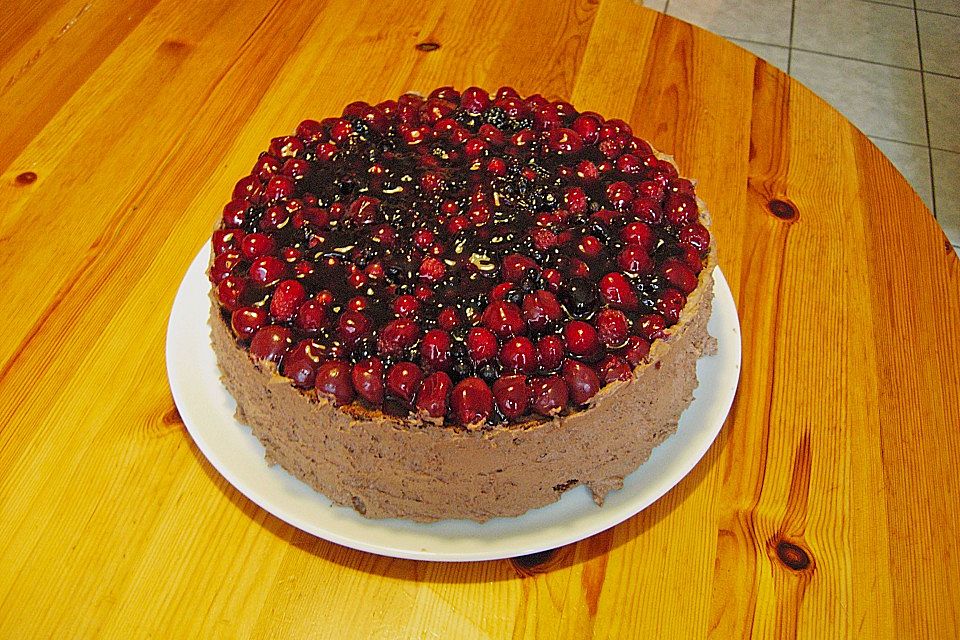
[1,0,958,637]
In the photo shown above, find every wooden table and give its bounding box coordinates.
[2,0,958,637]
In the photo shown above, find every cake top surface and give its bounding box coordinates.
[209,86,711,427]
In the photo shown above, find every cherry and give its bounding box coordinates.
[216,275,247,311]
[536,335,565,371]
[522,290,562,331]
[418,256,446,282]
[213,228,244,255]
[437,307,461,330]
[679,223,711,256]
[492,375,531,419]
[660,258,698,294]
[572,114,602,144]
[620,221,655,252]
[352,358,385,405]
[451,377,493,426]
[420,329,452,372]
[231,306,266,341]
[618,244,654,274]
[665,193,698,227]
[595,309,630,348]
[378,318,421,356]
[547,128,583,154]
[624,335,651,366]
[467,327,499,364]
[606,181,634,209]
[386,362,424,405]
[502,253,538,282]
[416,371,453,419]
[392,294,420,318]
[461,86,490,113]
[250,325,292,363]
[270,279,306,322]
[248,256,286,285]
[263,175,295,202]
[598,354,632,383]
[209,250,243,284]
[563,320,600,357]
[598,272,639,310]
[656,288,687,324]
[530,376,569,416]
[499,336,537,373]
[282,339,323,388]
[562,359,601,405]
[481,300,525,337]
[631,197,663,224]
[338,309,373,347]
[315,361,355,406]
[637,314,667,341]
[295,297,328,334]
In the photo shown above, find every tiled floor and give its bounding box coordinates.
[642,0,960,256]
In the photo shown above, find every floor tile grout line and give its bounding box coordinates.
[870,134,959,155]
[926,69,960,81]
[857,0,960,17]
[787,0,796,74]
[913,0,939,218]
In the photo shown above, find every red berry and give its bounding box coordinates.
[478,123,505,146]
[637,314,667,341]
[680,246,704,274]
[620,221,656,252]
[536,335,565,371]
[392,294,420,318]
[418,256,446,282]
[467,327,499,364]
[213,228,244,255]
[492,375,531,419]
[546,128,583,154]
[337,309,373,347]
[416,371,453,419]
[378,318,421,356]
[679,223,711,256]
[248,255,286,285]
[522,290,562,331]
[461,86,491,113]
[631,197,663,224]
[315,360,355,406]
[575,160,599,182]
[249,325,292,363]
[282,339,323,388]
[451,377,493,426]
[209,250,243,284]
[232,176,261,203]
[598,355,632,383]
[499,336,537,373]
[660,258,698,294]
[616,154,643,175]
[617,244,654,275]
[577,235,603,259]
[656,288,687,324]
[665,193,698,227]
[635,180,664,201]
[502,253,538,282]
[598,272,639,310]
[216,275,247,311]
[572,114,602,144]
[386,362,424,405]
[231,306,266,341]
[530,376,569,416]
[563,320,600,357]
[624,335,651,366]
[481,300,525,338]
[595,309,630,348]
[562,359,601,405]
[295,297,328,334]
[270,279,306,322]
[437,307,461,330]
[346,195,381,225]
[420,329,452,372]
[352,358,385,405]
[264,175,295,202]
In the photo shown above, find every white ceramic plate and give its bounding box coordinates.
[167,245,741,562]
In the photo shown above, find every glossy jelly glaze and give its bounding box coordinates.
[209,86,711,427]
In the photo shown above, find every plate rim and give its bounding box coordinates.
[167,245,741,561]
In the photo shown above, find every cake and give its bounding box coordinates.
[208,86,716,522]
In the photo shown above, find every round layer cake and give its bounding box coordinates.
[208,86,716,522]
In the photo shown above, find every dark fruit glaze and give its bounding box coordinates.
[210,86,711,427]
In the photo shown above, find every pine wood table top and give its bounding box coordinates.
[1,0,958,637]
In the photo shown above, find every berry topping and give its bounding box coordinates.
[212,87,710,425]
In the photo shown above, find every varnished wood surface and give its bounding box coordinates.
[1,1,958,637]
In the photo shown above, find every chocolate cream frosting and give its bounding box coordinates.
[209,236,716,523]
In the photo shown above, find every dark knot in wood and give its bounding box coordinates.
[776,540,812,571]
[768,198,798,220]
[415,41,440,52]
[15,171,37,185]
